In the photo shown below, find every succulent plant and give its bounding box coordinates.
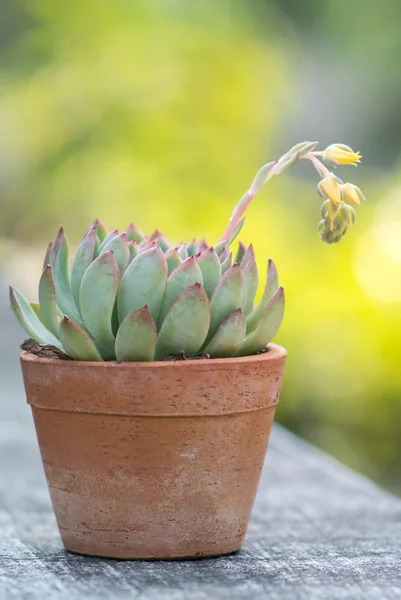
[10,219,284,361]
[10,140,365,361]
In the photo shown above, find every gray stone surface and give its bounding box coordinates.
[1,278,401,599]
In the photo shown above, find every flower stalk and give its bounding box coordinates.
[220,141,364,245]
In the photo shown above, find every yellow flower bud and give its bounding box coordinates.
[323,144,362,166]
[317,176,343,206]
[340,183,365,206]
[339,204,357,227]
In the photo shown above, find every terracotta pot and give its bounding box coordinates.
[20,343,286,560]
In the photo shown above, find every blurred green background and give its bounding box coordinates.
[1,0,400,492]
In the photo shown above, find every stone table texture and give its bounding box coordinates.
[1,278,401,600]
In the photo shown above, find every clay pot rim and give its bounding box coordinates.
[20,343,286,370]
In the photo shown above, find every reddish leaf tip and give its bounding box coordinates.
[270,286,285,302]
[201,247,216,257]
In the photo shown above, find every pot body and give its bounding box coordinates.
[21,344,286,559]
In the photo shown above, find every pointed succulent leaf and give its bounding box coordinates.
[71,225,97,308]
[42,242,52,272]
[178,244,188,260]
[165,248,182,275]
[97,229,119,254]
[296,141,318,157]
[59,317,103,361]
[50,228,84,327]
[48,232,58,267]
[155,283,210,360]
[214,242,226,255]
[126,223,145,243]
[38,265,60,338]
[237,287,284,356]
[240,243,254,268]
[221,252,232,274]
[79,250,120,353]
[276,151,301,174]
[202,308,246,358]
[118,245,167,323]
[285,141,318,158]
[249,161,276,195]
[207,264,244,343]
[29,302,44,324]
[246,259,279,333]
[82,218,98,239]
[138,240,155,252]
[101,232,130,275]
[128,239,138,261]
[196,247,221,299]
[115,306,157,362]
[10,286,62,348]
[96,220,109,242]
[148,230,162,242]
[158,256,203,327]
[155,236,171,252]
[242,254,259,316]
[148,229,171,252]
[186,239,198,257]
[84,219,107,244]
[234,241,247,265]
[218,248,229,263]
[198,238,208,253]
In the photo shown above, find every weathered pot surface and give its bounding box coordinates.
[21,343,286,560]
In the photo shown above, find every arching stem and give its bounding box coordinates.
[219,148,329,243]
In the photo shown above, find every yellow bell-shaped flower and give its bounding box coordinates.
[323,144,362,166]
[340,182,366,206]
[317,176,343,206]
